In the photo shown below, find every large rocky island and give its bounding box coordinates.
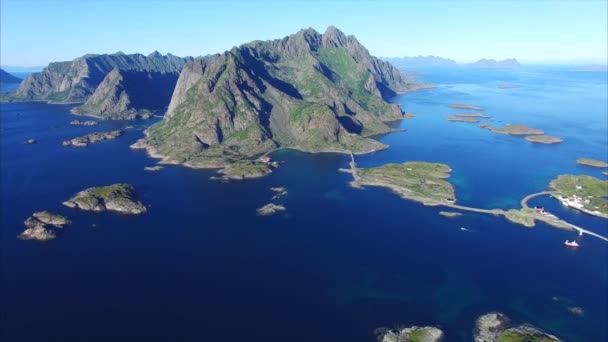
[132,26,413,169]
[3,52,192,119]
[63,183,147,214]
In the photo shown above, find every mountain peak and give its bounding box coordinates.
[148,51,162,58]
[322,25,348,46]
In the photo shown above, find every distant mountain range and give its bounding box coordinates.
[5,52,193,119]
[0,68,22,84]
[382,56,521,69]
[467,58,521,68]
[383,56,457,68]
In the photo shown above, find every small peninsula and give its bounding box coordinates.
[549,174,608,218]
[62,130,123,147]
[449,103,484,111]
[525,135,564,144]
[576,158,608,168]
[18,211,71,242]
[63,183,147,214]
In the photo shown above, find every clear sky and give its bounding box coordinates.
[1,0,607,67]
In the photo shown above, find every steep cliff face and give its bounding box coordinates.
[135,27,409,167]
[71,69,179,119]
[14,52,192,104]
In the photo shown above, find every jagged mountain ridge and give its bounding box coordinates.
[71,68,180,119]
[10,52,192,119]
[134,26,410,167]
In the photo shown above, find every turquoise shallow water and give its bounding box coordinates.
[1,66,607,341]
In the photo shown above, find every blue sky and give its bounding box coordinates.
[1,0,607,66]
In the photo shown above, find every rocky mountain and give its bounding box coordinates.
[133,26,411,168]
[468,58,521,68]
[0,68,22,84]
[71,68,179,119]
[383,56,457,68]
[9,52,192,119]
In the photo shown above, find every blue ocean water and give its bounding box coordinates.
[1,67,607,341]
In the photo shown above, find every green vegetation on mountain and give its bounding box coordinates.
[134,26,411,168]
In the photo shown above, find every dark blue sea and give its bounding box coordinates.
[1,67,607,341]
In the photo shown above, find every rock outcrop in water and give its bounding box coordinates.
[62,130,123,147]
[474,312,560,342]
[63,183,147,214]
[6,52,192,119]
[132,26,411,168]
[379,326,444,342]
[18,211,71,242]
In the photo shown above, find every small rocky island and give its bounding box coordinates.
[493,124,544,135]
[211,160,275,181]
[576,157,608,168]
[449,103,484,111]
[63,183,147,214]
[525,135,563,144]
[378,326,444,342]
[62,130,123,147]
[377,312,559,342]
[144,166,163,171]
[18,211,71,242]
[474,312,560,342]
[270,187,288,200]
[439,211,462,218]
[256,203,286,216]
[447,116,479,123]
[70,119,99,126]
[354,161,455,206]
[549,174,608,218]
